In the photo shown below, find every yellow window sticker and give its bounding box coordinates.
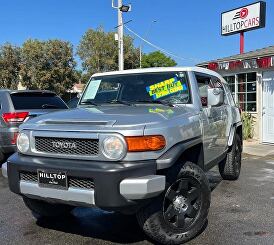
[146,77,187,100]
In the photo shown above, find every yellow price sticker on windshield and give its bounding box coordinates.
[146,77,186,100]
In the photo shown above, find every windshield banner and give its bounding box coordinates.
[146,77,187,100]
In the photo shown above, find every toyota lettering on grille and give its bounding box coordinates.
[51,141,77,149]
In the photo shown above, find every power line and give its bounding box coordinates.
[124,25,201,63]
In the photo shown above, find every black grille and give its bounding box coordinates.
[20,172,38,182]
[20,172,94,190]
[69,178,94,189]
[35,137,99,156]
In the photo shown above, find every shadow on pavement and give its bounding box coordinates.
[36,170,223,244]
[207,169,223,191]
[37,208,146,244]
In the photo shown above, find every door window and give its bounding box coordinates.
[195,73,211,107]
[195,73,225,107]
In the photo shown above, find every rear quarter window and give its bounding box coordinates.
[10,93,68,110]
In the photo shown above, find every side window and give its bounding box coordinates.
[210,76,227,105]
[195,73,212,107]
[223,83,236,106]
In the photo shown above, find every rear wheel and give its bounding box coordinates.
[136,162,211,244]
[219,134,242,180]
[23,197,74,218]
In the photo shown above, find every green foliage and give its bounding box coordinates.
[141,51,177,68]
[20,39,78,95]
[241,112,254,140]
[77,27,139,78]
[0,43,21,89]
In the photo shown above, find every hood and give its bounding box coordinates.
[20,105,195,132]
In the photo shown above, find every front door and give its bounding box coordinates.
[195,73,228,165]
[262,71,274,144]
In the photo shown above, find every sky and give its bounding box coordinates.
[0,0,273,67]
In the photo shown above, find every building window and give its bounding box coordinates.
[237,72,257,112]
[224,72,257,112]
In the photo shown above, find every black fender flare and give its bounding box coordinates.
[156,136,203,170]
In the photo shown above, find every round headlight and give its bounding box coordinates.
[102,136,126,160]
[17,133,30,153]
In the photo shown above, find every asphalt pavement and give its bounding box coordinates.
[1,155,274,245]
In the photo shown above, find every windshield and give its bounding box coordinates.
[80,72,191,106]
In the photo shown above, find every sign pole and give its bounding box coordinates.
[117,0,124,71]
[240,32,244,54]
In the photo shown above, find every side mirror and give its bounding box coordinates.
[208,88,224,107]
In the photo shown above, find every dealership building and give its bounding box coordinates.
[197,45,274,144]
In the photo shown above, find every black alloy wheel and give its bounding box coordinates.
[163,177,201,230]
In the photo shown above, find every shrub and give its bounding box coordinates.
[241,112,254,140]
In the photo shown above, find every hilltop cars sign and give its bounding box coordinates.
[221,1,266,36]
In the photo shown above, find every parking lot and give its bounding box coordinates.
[0,154,274,245]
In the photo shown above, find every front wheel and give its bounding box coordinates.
[23,197,74,218]
[136,162,211,245]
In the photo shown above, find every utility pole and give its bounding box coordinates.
[117,0,124,70]
[112,1,131,70]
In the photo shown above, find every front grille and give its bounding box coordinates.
[35,137,99,156]
[20,172,94,190]
[21,172,38,182]
[69,178,94,189]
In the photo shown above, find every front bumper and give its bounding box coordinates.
[7,153,165,210]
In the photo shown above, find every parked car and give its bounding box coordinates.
[3,67,242,244]
[67,97,79,108]
[0,90,68,163]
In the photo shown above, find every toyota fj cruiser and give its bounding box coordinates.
[3,67,242,244]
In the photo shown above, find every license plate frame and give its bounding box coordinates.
[37,169,68,190]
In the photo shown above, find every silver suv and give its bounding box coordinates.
[0,90,68,164]
[3,67,242,244]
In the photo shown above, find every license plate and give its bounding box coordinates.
[37,169,68,190]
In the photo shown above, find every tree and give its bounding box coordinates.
[20,39,78,95]
[77,27,139,78]
[141,51,177,68]
[0,43,21,89]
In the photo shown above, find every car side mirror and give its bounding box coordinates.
[207,88,224,107]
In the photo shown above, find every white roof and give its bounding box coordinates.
[92,67,225,81]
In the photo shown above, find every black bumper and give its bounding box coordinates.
[7,153,157,210]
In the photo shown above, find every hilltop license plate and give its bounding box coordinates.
[37,170,68,189]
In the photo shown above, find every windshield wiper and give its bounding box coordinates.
[108,100,133,106]
[41,104,59,109]
[134,100,174,107]
[80,100,98,106]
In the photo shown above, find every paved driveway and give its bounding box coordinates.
[1,155,274,245]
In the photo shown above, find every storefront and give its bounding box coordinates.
[197,46,274,144]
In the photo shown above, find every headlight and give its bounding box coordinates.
[102,136,126,160]
[17,133,30,153]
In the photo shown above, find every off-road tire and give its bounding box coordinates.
[136,162,211,245]
[23,197,74,218]
[0,151,5,164]
[219,134,242,181]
